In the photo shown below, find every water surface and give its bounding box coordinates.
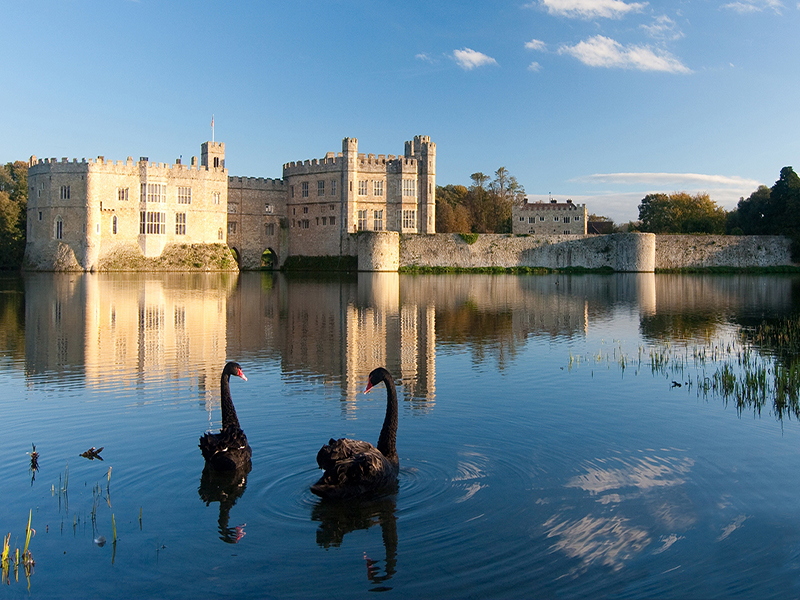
[2,271,800,599]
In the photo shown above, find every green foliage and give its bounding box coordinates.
[0,161,28,270]
[638,192,726,234]
[436,167,525,234]
[458,232,479,244]
[726,166,800,259]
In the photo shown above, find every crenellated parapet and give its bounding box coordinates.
[228,175,286,191]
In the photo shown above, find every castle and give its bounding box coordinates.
[25,136,436,271]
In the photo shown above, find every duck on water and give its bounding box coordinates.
[311,367,399,500]
[199,362,250,471]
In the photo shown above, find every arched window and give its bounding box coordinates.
[54,216,63,240]
[218,227,223,240]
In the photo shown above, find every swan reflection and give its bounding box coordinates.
[198,462,251,544]
[311,495,398,591]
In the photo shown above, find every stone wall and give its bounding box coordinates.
[653,235,793,269]
[367,233,794,273]
[399,233,656,271]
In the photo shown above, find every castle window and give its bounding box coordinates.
[265,203,273,214]
[317,180,325,196]
[265,223,274,236]
[290,185,294,198]
[213,191,221,205]
[177,187,192,205]
[358,180,368,196]
[539,216,545,222]
[301,219,310,229]
[330,216,336,226]
[38,211,42,221]
[141,211,166,234]
[528,217,534,223]
[113,216,117,234]
[301,182,309,197]
[218,228,223,240]
[54,216,63,240]
[563,216,570,223]
[373,209,384,231]
[331,180,337,196]
[118,187,129,201]
[143,183,166,203]
[303,206,308,214]
[403,209,416,230]
[402,180,416,197]
[329,204,335,211]
[574,216,580,221]
[553,216,559,222]
[213,157,220,168]
[357,210,367,230]
[564,230,571,235]
[321,217,326,225]
[227,203,237,214]
[60,185,70,200]
[228,222,237,235]
[176,212,186,235]
[373,180,384,196]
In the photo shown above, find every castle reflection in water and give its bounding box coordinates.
[17,271,800,417]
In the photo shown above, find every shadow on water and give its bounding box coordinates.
[311,493,398,592]
[198,462,251,544]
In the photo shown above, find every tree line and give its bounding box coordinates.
[0,161,27,270]
[436,167,526,234]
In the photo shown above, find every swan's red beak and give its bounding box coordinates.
[237,368,247,381]
[365,380,374,393]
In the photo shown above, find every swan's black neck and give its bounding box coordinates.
[376,372,398,460]
[220,372,241,430]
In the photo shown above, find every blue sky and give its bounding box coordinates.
[2,0,798,223]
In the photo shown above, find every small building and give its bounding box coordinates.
[513,198,587,235]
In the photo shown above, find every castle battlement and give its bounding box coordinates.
[29,153,227,176]
[228,175,286,190]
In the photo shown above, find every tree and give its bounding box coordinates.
[638,192,726,234]
[0,161,28,270]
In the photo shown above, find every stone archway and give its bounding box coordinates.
[261,248,278,270]
[230,247,240,267]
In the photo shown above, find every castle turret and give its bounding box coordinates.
[405,135,436,234]
[201,141,225,169]
[343,137,359,233]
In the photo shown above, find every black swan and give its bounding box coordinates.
[311,367,399,499]
[199,362,250,471]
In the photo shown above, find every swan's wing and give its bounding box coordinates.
[200,426,251,470]
[311,447,397,498]
[316,438,377,470]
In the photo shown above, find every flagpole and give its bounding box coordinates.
[211,115,215,143]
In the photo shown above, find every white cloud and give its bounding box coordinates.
[415,53,435,63]
[536,0,647,19]
[558,35,691,73]
[528,61,543,71]
[640,15,684,41]
[576,172,759,188]
[525,38,547,51]
[452,48,498,70]
[722,0,783,13]
[549,172,764,222]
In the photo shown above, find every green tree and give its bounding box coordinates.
[436,184,471,233]
[638,192,726,234]
[0,161,28,269]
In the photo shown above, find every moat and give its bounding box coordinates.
[3,271,800,598]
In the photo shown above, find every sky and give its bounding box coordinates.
[2,0,798,224]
